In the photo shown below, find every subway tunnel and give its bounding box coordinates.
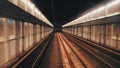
[0,0,120,68]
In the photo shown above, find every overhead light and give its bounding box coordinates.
[107,0,119,7]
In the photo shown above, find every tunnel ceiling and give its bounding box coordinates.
[31,0,104,27]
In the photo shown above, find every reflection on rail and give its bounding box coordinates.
[9,32,120,68]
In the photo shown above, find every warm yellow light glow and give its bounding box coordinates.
[27,1,34,9]
[85,13,90,21]
[98,6,105,11]
[63,0,120,27]
[107,0,119,7]
[106,12,120,17]
[97,6,105,19]
[106,0,120,17]
[8,0,53,27]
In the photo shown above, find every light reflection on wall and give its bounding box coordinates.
[63,0,120,27]
[8,0,53,27]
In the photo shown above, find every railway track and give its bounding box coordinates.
[10,32,120,68]
[37,32,87,68]
[38,33,63,68]
[57,33,86,68]
[63,33,120,68]
[11,33,53,68]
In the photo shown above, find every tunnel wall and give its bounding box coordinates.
[62,0,120,51]
[0,1,53,67]
[0,17,53,67]
[63,23,120,51]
